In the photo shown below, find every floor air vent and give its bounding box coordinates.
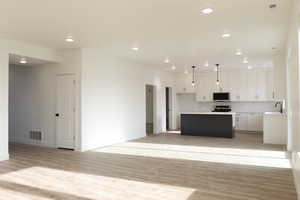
[29,131,42,141]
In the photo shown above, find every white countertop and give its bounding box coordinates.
[181,112,236,115]
[264,112,287,116]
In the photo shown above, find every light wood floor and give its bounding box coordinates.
[0,132,297,200]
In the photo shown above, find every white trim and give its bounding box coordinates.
[0,153,9,161]
[291,152,300,200]
[10,137,56,148]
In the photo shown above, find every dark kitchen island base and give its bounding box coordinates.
[181,113,235,138]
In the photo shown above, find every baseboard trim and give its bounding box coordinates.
[291,152,300,200]
[10,137,56,148]
[0,153,9,161]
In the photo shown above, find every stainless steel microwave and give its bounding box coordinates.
[213,92,230,101]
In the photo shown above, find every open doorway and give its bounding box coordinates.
[166,87,173,131]
[146,85,155,135]
[8,54,64,150]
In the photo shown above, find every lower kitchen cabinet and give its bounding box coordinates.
[235,113,263,132]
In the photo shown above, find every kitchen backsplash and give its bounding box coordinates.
[176,94,279,113]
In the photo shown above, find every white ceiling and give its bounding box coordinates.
[0,0,291,72]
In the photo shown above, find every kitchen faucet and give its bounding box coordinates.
[275,101,283,113]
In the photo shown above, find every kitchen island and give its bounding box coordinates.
[181,112,236,138]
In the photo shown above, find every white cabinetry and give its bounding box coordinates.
[247,113,263,131]
[176,69,274,102]
[192,69,274,102]
[196,73,215,102]
[235,113,248,130]
[175,74,195,94]
[229,70,248,101]
[235,113,263,132]
[263,112,287,145]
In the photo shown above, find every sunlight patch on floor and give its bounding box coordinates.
[94,142,291,169]
[0,167,196,200]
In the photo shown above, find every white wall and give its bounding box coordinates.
[9,64,57,147]
[81,49,175,151]
[0,51,9,161]
[286,0,300,198]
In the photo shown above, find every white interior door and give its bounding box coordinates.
[56,75,76,149]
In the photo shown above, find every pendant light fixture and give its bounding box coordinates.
[191,66,196,87]
[216,64,220,85]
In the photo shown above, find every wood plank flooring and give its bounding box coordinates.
[0,132,297,200]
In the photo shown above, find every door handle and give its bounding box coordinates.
[55,113,60,117]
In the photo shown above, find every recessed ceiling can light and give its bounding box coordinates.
[171,65,176,70]
[222,33,231,38]
[204,61,209,67]
[164,57,170,63]
[20,58,27,64]
[235,50,243,56]
[202,8,214,14]
[132,46,139,51]
[65,36,74,43]
[248,65,253,70]
[243,58,249,64]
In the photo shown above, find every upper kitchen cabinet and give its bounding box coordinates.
[196,72,214,102]
[176,68,274,102]
[175,74,196,94]
[227,70,248,101]
[247,69,274,101]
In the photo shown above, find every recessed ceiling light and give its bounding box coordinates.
[65,36,74,43]
[164,57,170,63]
[171,65,176,70]
[19,58,27,64]
[243,58,249,64]
[132,46,139,51]
[222,33,231,38]
[204,61,209,67]
[202,8,214,14]
[184,69,189,74]
[235,50,243,56]
[248,65,253,70]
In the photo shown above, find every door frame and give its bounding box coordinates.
[145,84,157,135]
[166,87,173,131]
[55,73,77,150]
